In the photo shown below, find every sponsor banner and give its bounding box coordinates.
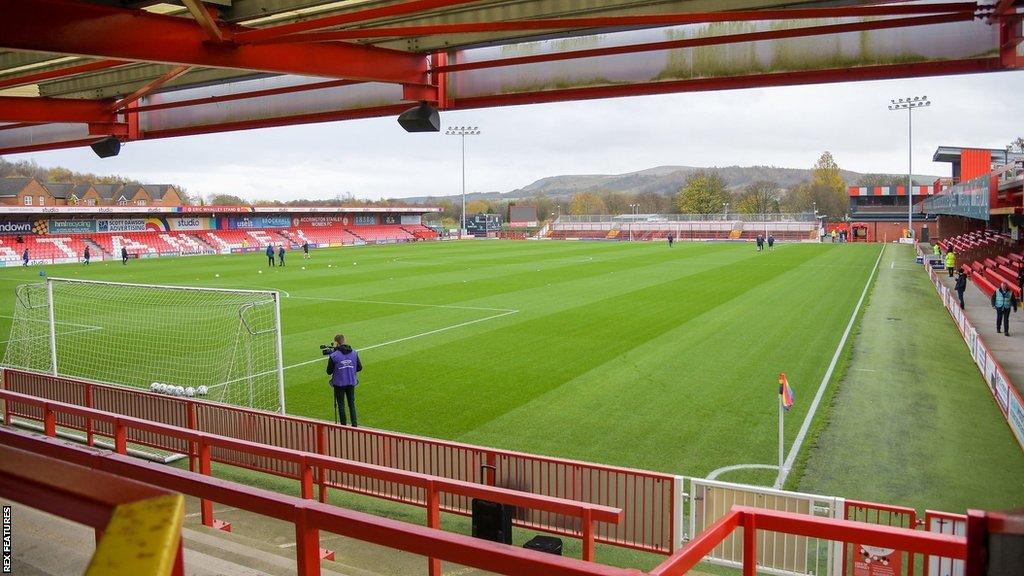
[292,215,349,227]
[97,218,168,233]
[994,368,1010,414]
[852,544,901,576]
[400,215,422,225]
[0,221,33,235]
[354,215,376,226]
[228,216,290,229]
[48,219,97,234]
[179,205,254,213]
[167,217,213,231]
[1009,390,1024,447]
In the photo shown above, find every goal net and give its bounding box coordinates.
[2,277,285,413]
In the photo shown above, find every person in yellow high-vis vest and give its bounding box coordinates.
[945,250,956,278]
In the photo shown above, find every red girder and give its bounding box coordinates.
[125,79,364,114]
[0,96,115,123]
[182,0,227,42]
[0,0,428,85]
[451,59,1006,110]
[259,2,979,44]
[112,65,192,111]
[234,0,486,43]
[0,59,131,91]
[435,12,975,74]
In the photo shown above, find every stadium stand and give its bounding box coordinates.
[348,225,416,243]
[936,230,1020,297]
[548,218,817,241]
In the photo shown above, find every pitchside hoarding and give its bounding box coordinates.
[227,216,290,229]
[48,220,97,234]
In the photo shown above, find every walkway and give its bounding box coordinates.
[929,247,1024,396]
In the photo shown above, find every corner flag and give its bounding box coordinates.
[779,373,795,411]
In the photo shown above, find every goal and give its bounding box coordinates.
[2,277,286,413]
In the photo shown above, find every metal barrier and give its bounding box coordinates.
[0,426,973,576]
[924,511,966,576]
[1,367,680,554]
[844,500,918,576]
[0,388,624,573]
[0,439,185,576]
[687,477,844,576]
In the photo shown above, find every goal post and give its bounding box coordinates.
[2,277,286,413]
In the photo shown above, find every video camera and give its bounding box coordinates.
[320,344,337,356]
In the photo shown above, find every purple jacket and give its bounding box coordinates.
[326,345,362,387]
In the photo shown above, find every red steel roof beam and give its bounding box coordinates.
[435,12,976,74]
[258,2,979,44]
[234,0,487,43]
[112,65,191,111]
[0,96,115,123]
[182,0,229,42]
[0,59,130,90]
[0,0,428,85]
[124,79,363,114]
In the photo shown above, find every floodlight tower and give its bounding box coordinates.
[445,126,481,237]
[888,96,931,241]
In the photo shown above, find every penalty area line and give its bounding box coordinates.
[774,244,885,489]
[206,308,520,390]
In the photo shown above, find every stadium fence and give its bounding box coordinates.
[2,426,976,576]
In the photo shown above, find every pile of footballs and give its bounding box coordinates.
[149,382,209,397]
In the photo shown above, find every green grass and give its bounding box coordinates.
[0,240,880,479]
[798,244,1024,512]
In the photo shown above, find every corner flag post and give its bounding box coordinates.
[777,373,795,486]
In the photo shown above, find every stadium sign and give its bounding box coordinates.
[293,215,347,227]
[49,219,97,234]
[167,217,212,231]
[0,221,33,235]
[353,215,376,225]
[400,215,422,225]
[228,216,290,229]
[97,218,166,233]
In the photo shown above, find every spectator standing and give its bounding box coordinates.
[21,247,28,266]
[278,244,286,266]
[945,250,956,278]
[121,246,129,265]
[991,282,1017,336]
[83,246,90,265]
[266,243,275,267]
[954,270,968,309]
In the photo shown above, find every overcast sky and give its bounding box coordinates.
[13,70,1024,201]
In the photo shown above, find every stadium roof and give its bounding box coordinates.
[1,0,1022,156]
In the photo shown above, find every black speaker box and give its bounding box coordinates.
[471,498,514,544]
[523,535,563,555]
[397,101,440,132]
[90,136,121,158]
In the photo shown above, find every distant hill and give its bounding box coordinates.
[401,165,938,204]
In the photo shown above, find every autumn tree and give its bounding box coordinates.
[634,190,669,213]
[676,171,728,214]
[735,181,781,214]
[569,192,607,215]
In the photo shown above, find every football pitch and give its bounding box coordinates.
[0,240,887,481]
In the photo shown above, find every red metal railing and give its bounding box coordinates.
[0,438,185,576]
[1,367,678,554]
[0,388,622,573]
[0,425,972,576]
[844,499,918,576]
[924,510,967,576]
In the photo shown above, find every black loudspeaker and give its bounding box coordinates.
[397,101,440,132]
[90,136,121,158]
[471,498,514,544]
[523,535,563,555]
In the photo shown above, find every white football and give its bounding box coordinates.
[215,273,220,278]
[184,387,196,397]
[258,270,263,274]
[197,385,209,395]
[301,266,305,270]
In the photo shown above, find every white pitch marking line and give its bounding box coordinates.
[0,324,102,345]
[206,309,520,390]
[290,295,516,313]
[0,314,102,330]
[706,463,779,481]
[774,244,885,489]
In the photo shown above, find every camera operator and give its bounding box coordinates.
[325,334,362,427]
